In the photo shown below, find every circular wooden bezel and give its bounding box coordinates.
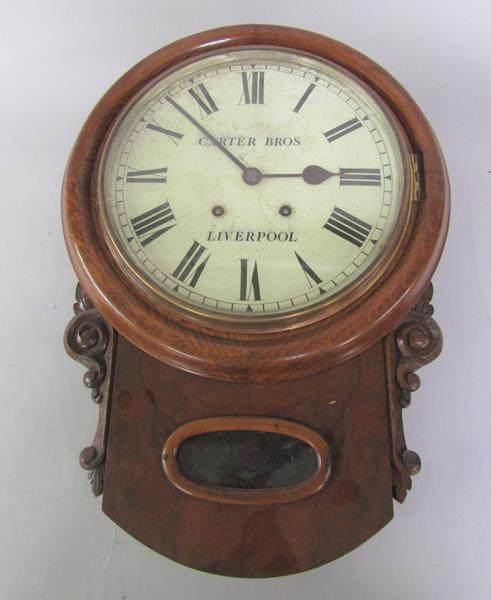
[62,24,449,382]
[95,45,412,335]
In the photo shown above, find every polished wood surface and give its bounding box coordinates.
[63,26,449,576]
[102,335,394,577]
[62,24,450,382]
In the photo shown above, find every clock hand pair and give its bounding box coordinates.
[166,96,336,186]
[167,95,265,185]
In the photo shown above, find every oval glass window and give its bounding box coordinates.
[177,430,319,489]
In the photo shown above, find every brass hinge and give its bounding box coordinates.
[409,153,424,202]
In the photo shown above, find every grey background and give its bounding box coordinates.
[1,1,490,599]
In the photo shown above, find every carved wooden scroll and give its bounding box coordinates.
[64,284,116,496]
[385,283,443,503]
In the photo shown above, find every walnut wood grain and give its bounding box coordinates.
[102,335,394,577]
[62,24,450,382]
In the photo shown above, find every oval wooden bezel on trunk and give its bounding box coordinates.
[161,417,332,505]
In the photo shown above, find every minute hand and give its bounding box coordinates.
[165,95,248,173]
[262,165,338,185]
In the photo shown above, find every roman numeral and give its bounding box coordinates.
[188,83,219,117]
[240,259,261,302]
[126,167,167,184]
[294,252,323,288]
[240,71,265,104]
[130,202,176,247]
[324,118,362,142]
[172,241,210,287]
[323,207,372,247]
[146,121,183,145]
[339,168,381,186]
[293,83,315,113]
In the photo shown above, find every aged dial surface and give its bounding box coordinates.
[101,48,406,319]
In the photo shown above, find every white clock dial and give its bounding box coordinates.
[101,48,406,317]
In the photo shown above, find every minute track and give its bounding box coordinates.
[106,48,403,318]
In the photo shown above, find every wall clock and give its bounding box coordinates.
[63,24,449,577]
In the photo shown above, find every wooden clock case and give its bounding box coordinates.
[63,25,449,577]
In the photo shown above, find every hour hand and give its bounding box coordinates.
[261,165,337,185]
